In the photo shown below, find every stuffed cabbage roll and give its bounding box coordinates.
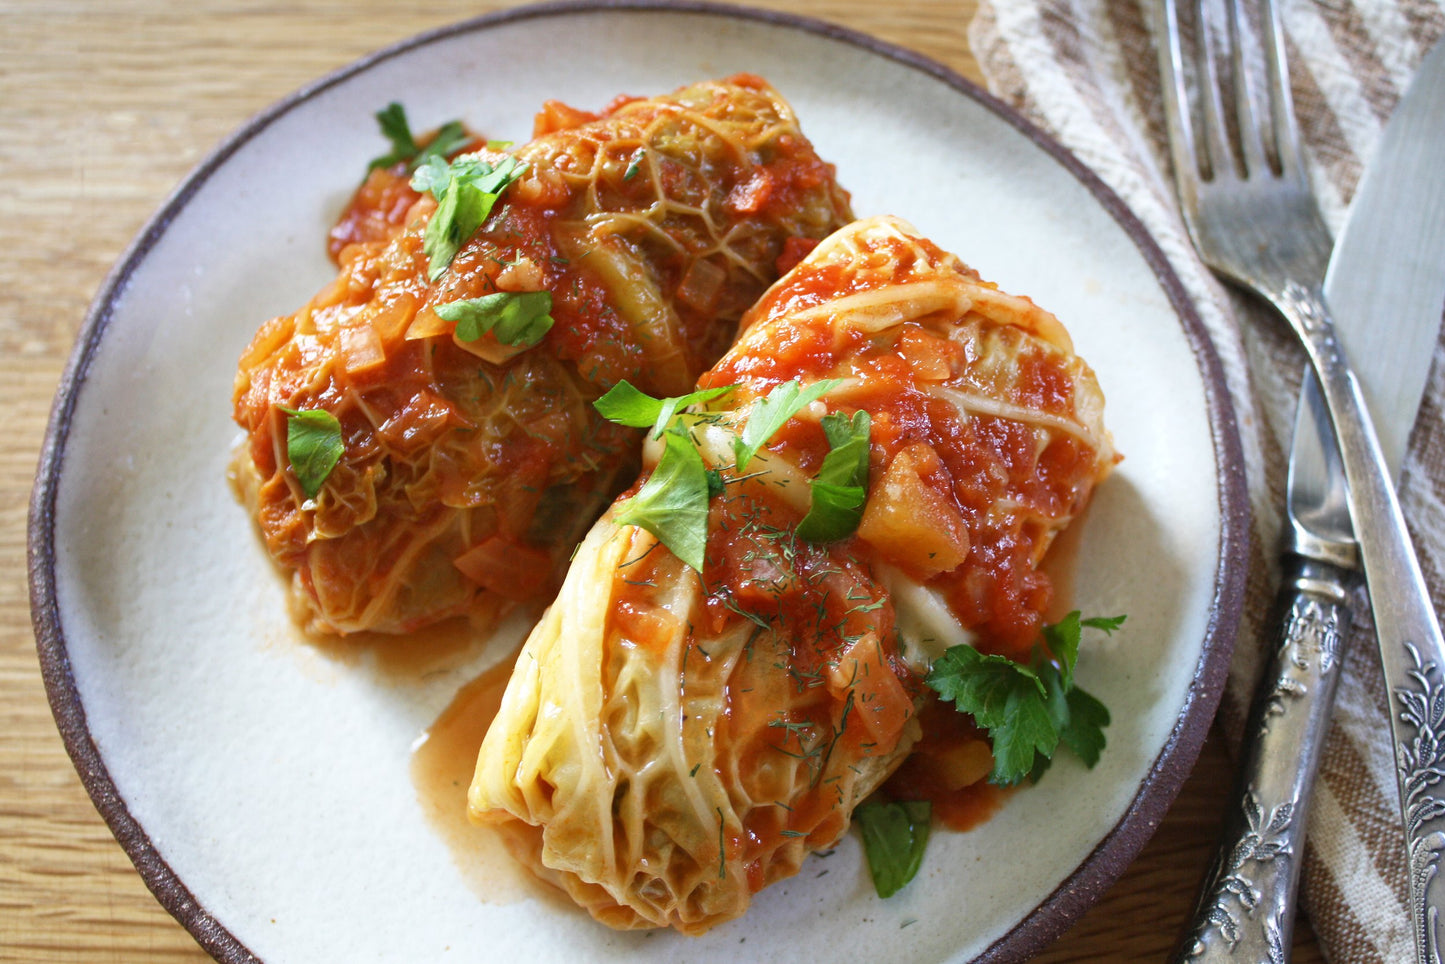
[469,216,1116,933]
[231,76,852,634]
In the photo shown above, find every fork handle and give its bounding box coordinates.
[1279,280,1445,963]
[1172,556,1353,964]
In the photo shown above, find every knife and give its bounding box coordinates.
[1175,39,1445,963]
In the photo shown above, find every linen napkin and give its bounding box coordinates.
[967,1,1445,960]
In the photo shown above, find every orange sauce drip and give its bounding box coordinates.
[257,558,511,679]
[294,612,499,681]
[408,653,547,904]
[886,520,1083,832]
[882,699,1014,832]
[881,522,1085,833]
[886,762,1011,832]
[935,783,1009,832]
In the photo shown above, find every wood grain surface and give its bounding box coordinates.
[0,1,1325,961]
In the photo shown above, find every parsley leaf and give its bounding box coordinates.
[614,428,710,571]
[596,379,852,570]
[368,103,468,173]
[369,102,418,171]
[854,798,931,898]
[796,410,871,543]
[733,378,840,471]
[413,122,469,169]
[1042,611,1083,690]
[926,612,1121,786]
[992,682,1060,785]
[623,149,644,181]
[926,645,1051,785]
[593,381,743,571]
[1060,686,1110,767]
[593,380,735,439]
[1043,611,1127,690]
[1027,660,1069,782]
[410,154,528,281]
[924,644,1046,730]
[279,407,343,500]
[1082,614,1128,634]
[435,291,554,348]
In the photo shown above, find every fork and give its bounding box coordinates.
[1159,0,1445,961]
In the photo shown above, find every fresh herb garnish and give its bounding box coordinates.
[925,612,1122,786]
[279,406,343,500]
[614,427,711,572]
[368,102,469,173]
[410,154,528,281]
[596,378,847,571]
[854,798,931,898]
[1044,612,1126,690]
[593,379,734,439]
[435,291,554,348]
[1059,684,1111,767]
[595,382,744,571]
[733,378,840,471]
[623,149,644,181]
[796,410,870,543]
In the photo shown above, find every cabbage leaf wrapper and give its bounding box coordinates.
[231,76,852,635]
[469,216,1117,934]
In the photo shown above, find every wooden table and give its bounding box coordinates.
[0,2,1326,960]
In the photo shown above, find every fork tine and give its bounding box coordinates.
[1156,0,1202,196]
[1227,0,1270,176]
[1193,0,1236,180]
[1260,0,1307,184]
[1159,0,1202,195]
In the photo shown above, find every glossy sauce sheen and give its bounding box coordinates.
[409,655,551,904]
[434,214,1110,933]
[302,614,494,679]
[881,699,1010,831]
[706,254,1092,656]
[230,76,853,635]
[612,224,1107,848]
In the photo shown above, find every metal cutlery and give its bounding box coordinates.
[1158,1,1445,960]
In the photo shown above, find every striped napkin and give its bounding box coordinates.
[967,1,1445,960]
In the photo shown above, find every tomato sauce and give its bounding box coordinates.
[709,293,1084,659]
[631,223,1108,844]
[602,475,921,884]
[881,699,1010,831]
[328,165,425,260]
[409,654,560,905]
[233,76,853,635]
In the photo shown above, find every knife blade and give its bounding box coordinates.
[1296,37,1445,519]
[1175,38,1445,963]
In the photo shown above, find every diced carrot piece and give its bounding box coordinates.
[339,323,386,374]
[405,307,450,341]
[613,599,681,652]
[532,100,601,137]
[826,632,912,749]
[452,537,552,601]
[897,326,958,382]
[775,236,819,276]
[857,443,969,578]
[930,739,994,791]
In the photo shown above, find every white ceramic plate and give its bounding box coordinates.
[30,4,1245,962]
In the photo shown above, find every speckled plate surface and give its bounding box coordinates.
[29,3,1245,962]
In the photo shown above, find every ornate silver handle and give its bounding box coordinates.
[1279,281,1445,962]
[1173,556,1353,963]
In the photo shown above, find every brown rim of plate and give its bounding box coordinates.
[27,2,1248,962]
